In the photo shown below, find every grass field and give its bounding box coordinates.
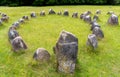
[0,5,120,77]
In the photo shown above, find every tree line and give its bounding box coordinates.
[0,0,120,6]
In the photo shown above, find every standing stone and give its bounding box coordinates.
[18,18,24,24]
[93,15,99,21]
[22,16,29,20]
[87,34,98,49]
[107,11,114,15]
[12,22,20,28]
[48,9,56,14]
[40,11,46,16]
[80,13,84,19]
[1,16,9,22]
[33,48,50,62]
[63,10,69,16]
[107,14,119,25]
[83,15,91,23]
[53,30,78,73]
[83,11,91,16]
[11,36,27,52]
[92,27,104,39]
[57,11,62,15]
[96,10,101,14]
[72,12,78,18]
[0,19,3,25]
[90,21,100,31]
[8,27,19,42]
[30,12,36,18]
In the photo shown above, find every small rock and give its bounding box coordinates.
[33,48,50,62]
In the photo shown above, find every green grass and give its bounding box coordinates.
[0,5,120,77]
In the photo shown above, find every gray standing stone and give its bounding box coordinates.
[0,19,3,25]
[63,10,69,16]
[1,16,9,22]
[33,48,50,62]
[87,34,98,49]
[72,12,78,18]
[83,15,91,23]
[53,30,78,73]
[40,11,46,16]
[57,11,62,15]
[93,15,99,21]
[12,22,20,28]
[107,11,114,15]
[22,16,29,20]
[18,18,24,24]
[92,27,104,39]
[80,13,84,19]
[96,10,101,14]
[90,21,100,31]
[8,27,19,42]
[83,11,91,16]
[107,14,119,25]
[48,9,56,14]
[30,12,36,18]
[11,36,27,52]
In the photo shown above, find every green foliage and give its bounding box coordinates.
[0,0,120,6]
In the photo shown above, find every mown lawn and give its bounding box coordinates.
[0,5,120,77]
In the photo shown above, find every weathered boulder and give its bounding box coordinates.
[30,12,36,18]
[87,34,98,49]
[63,10,69,16]
[48,9,56,14]
[92,27,104,39]
[107,14,119,25]
[72,12,78,18]
[33,48,50,62]
[11,36,27,52]
[96,10,101,14]
[53,30,78,73]
[40,11,46,16]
